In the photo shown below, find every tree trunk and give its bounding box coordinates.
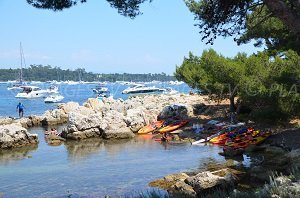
[229,96,235,112]
[264,0,300,37]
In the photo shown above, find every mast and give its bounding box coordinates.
[19,42,23,83]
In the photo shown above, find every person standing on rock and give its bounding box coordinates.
[16,102,25,118]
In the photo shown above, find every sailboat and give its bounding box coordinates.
[7,43,27,90]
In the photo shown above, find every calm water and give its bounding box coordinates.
[0,126,226,197]
[0,82,192,117]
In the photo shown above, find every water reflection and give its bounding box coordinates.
[64,138,104,161]
[0,144,38,165]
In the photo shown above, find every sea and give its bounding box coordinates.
[0,81,193,117]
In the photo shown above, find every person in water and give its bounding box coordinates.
[161,133,168,142]
[16,102,25,118]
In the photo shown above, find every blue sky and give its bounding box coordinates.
[0,0,263,74]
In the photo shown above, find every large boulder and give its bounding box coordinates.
[102,127,134,139]
[158,104,188,120]
[124,108,147,132]
[185,171,235,195]
[83,98,104,112]
[0,124,38,149]
[65,128,102,140]
[59,102,80,114]
[41,109,67,126]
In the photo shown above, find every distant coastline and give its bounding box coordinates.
[0,65,176,82]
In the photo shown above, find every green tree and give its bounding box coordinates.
[176,49,300,120]
[237,6,300,54]
[175,49,245,111]
[185,0,300,45]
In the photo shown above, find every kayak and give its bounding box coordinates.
[138,121,164,134]
[225,131,271,149]
[157,120,189,133]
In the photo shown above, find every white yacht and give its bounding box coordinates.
[44,94,64,103]
[122,84,164,94]
[15,86,48,98]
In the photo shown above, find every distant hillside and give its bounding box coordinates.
[0,64,176,82]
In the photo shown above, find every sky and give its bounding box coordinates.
[0,0,263,74]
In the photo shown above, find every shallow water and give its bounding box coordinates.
[0,126,227,198]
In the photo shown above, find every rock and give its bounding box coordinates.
[59,102,80,114]
[192,103,207,115]
[28,115,42,126]
[164,173,190,182]
[169,181,197,198]
[83,98,104,112]
[66,128,102,140]
[185,171,235,194]
[102,127,134,139]
[158,104,188,120]
[0,117,13,125]
[264,146,286,155]
[220,147,244,157]
[285,149,300,168]
[16,117,33,128]
[274,176,292,186]
[124,108,147,132]
[0,124,39,149]
[249,166,272,182]
[41,109,68,126]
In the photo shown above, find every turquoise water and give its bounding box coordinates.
[0,82,192,117]
[0,126,226,197]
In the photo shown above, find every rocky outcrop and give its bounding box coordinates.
[0,117,13,125]
[150,169,236,197]
[185,170,236,195]
[0,123,38,149]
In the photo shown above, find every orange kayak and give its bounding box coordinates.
[138,121,164,134]
[157,120,189,133]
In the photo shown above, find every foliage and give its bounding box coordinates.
[175,49,246,111]
[26,0,152,18]
[237,6,300,54]
[0,65,176,82]
[175,49,300,120]
[185,0,300,46]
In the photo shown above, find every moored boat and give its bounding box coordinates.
[44,94,64,103]
[122,84,164,94]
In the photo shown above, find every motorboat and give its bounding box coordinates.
[97,91,113,100]
[15,86,48,98]
[122,84,164,94]
[46,86,59,94]
[93,84,109,94]
[44,94,64,103]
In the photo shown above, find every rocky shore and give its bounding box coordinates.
[0,94,208,148]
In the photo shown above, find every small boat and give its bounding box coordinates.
[15,86,48,98]
[138,121,164,134]
[44,94,64,103]
[97,91,113,100]
[93,84,109,94]
[46,86,59,94]
[122,84,164,94]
